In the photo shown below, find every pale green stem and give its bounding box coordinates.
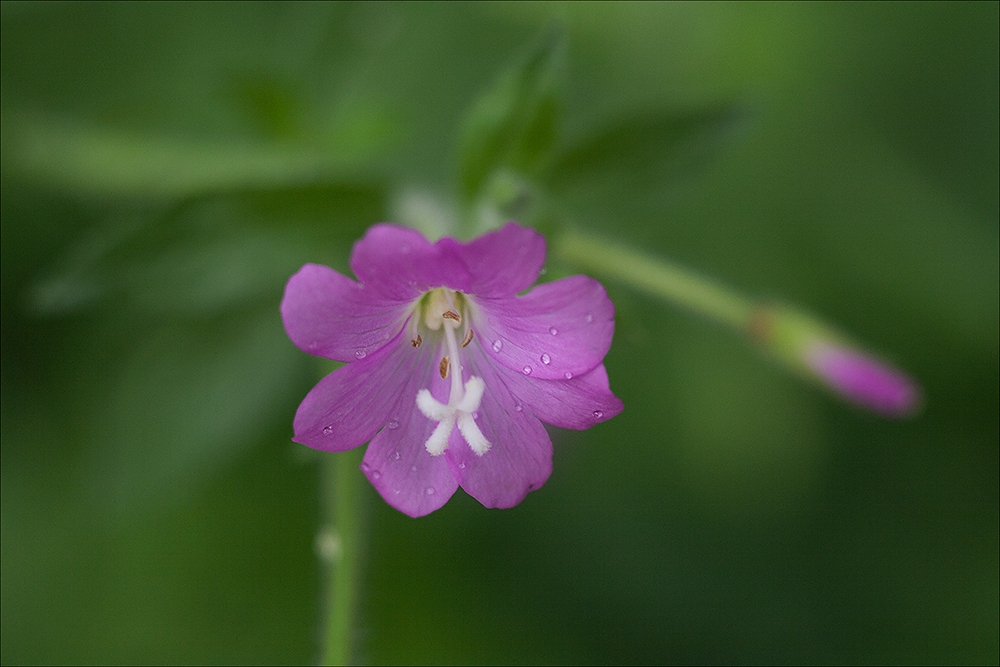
[318,445,365,666]
[554,227,753,330]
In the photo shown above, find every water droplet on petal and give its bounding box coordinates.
[400,245,410,254]
[354,349,367,360]
[372,470,381,479]
[592,410,604,419]
[522,365,532,375]
[360,462,370,471]
[492,339,503,352]
[322,425,334,435]
[585,314,593,323]
[392,451,401,461]
[564,371,573,379]
[458,462,466,469]
[540,353,551,365]
[425,487,435,495]
[515,404,523,412]
[549,326,558,335]
[411,465,418,472]
[387,419,400,430]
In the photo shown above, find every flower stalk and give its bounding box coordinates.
[318,408,366,665]
[554,227,753,330]
[554,227,921,416]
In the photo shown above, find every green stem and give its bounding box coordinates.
[554,227,753,330]
[319,446,365,666]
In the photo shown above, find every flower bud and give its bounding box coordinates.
[750,305,921,417]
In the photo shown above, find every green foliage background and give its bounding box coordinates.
[2,3,997,663]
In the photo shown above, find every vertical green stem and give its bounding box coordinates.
[553,227,754,330]
[318,446,365,666]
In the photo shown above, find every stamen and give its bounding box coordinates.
[411,334,422,348]
[461,328,474,348]
[439,356,450,379]
[442,310,461,323]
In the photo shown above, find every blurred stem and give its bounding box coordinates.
[554,227,753,330]
[319,447,365,666]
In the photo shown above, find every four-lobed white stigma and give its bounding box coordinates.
[416,376,490,456]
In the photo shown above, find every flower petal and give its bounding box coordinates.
[350,224,472,299]
[358,334,459,517]
[496,363,623,430]
[443,222,546,297]
[446,348,552,508]
[292,329,432,452]
[475,275,614,380]
[281,263,411,362]
[362,412,459,518]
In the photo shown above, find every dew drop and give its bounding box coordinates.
[564,371,573,380]
[372,470,381,479]
[492,339,503,352]
[387,419,400,430]
[458,462,466,469]
[322,425,334,435]
[392,451,401,461]
[410,465,418,472]
[400,245,411,254]
[425,487,435,495]
[360,462,371,472]
[540,353,551,365]
[549,326,558,335]
[515,404,523,412]
[354,349,367,360]
[592,410,604,419]
[585,313,593,323]
[522,365,532,375]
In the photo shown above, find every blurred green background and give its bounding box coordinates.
[2,2,997,664]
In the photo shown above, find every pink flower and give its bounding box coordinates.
[281,222,623,517]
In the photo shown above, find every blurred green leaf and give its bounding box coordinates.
[28,183,386,316]
[456,26,564,209]
[4,116,386,198]
[547,106,744,198]
[85,309,305,513]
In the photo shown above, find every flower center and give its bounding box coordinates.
[413,289,491,457]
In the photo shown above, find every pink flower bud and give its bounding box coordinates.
[803,342,921,417]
